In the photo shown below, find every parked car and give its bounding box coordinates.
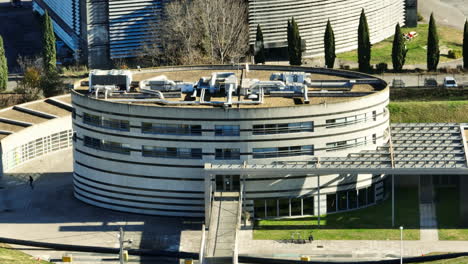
[424,78,438,88]
[443,76,458,88]
[391,79,405,88]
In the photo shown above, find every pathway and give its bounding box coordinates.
[420,203,439,241]
[206,192,240,263]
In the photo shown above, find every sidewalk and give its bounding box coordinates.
[238,226,468,261]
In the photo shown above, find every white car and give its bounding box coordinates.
[443,77,458,88]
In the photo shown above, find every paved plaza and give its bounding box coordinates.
[0,149,202,264]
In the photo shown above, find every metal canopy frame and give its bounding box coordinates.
[205,123,468,175]
[204,123,468,227]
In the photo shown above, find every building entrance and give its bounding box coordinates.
[215,175,240,192]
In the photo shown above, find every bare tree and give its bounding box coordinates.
[201,0,249,64]
[157,0,249,65]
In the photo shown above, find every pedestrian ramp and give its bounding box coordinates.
[205,192,241,264]
[420,203,439,241]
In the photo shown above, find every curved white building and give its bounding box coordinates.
[249,0,406,57]
[71,65,390,218]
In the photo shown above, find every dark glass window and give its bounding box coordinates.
[142,146,202,159]
[348,190,358,209]
[215,125,240,136]
[253,145,313,159]
[102,140,131,154]
[303,197,314,215]
[254,200,266,218]
[83,113,101,126]
[368,185,375,204]
[278,199,289,217]
[142,123,202,136]
[326,113,367,128]
[327,194,337,213]
[253,122,313,135]
[358,188,368,206]
[84,136,130,155]
[215,148,240,160]
[266,199,277,217]
[83,113,129,131]
[84,136,101,149]
[338,191,348,211]
[291,198,302,216]
[102,117,129,131]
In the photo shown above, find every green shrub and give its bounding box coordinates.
[448,49,462,59]
[376,62,388,73]
[417,12,424,22]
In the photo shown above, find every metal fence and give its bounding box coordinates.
[3,129,73,172]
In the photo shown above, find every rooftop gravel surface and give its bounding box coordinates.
[0,109,48,124]
[25,101,72,117]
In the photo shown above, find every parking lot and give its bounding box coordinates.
[378,73,468,88]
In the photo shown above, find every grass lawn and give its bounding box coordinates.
[435,187,468,240]
[254,188,420,240]
[0,244,51,264]
[420,257,468,264]
[389,101,468,123]
[337,24,463,65]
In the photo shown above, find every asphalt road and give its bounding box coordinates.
[419,0,467,30]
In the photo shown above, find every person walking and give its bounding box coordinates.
[28,176,34,190]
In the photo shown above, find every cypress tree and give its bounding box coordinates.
[463,20,468,70]
[254,24,266,64]
[392,23,407,72]
[287,19,294,65]
[42,11,57,74]
[287,18,302,66]
[0,35,7,91]
[427,13,440,72]
[324,19,336,69]
[358,9,371,73]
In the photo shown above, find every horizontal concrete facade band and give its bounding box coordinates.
[72,117,389,143]
[74,191,205,217]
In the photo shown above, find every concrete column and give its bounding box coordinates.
[204,170,213,227]
[460,176,468,225]
[314,194,327,217]
[0,143,3,180]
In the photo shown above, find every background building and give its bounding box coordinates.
[248,0,406,58]
[33,0,414,68]
[33,0,165,68]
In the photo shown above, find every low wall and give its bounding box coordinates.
[0,115,73,175]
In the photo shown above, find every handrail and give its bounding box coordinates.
[389,126,396,169]
[199,224,206,264]
[232,184,244,264]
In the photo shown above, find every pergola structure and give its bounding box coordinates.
[205,123,468,225]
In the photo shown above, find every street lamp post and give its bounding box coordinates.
[118,227,133,264]
[400,226,404,264]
